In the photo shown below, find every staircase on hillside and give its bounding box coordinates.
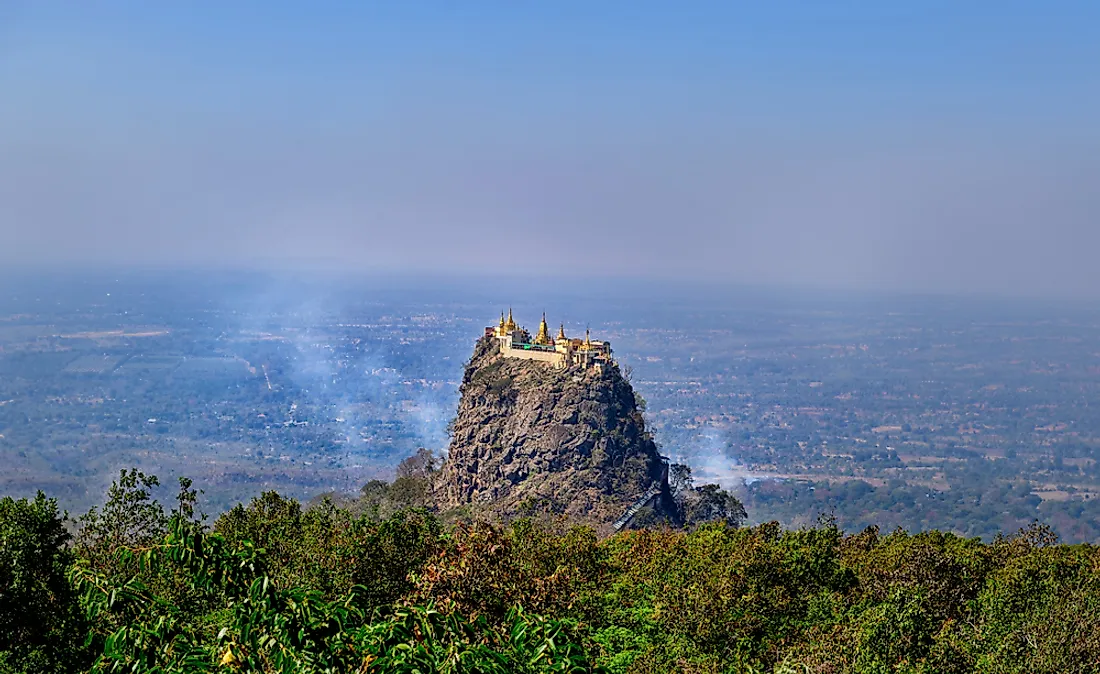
[612,483,664,531]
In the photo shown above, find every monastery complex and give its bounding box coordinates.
[485,309,614,371]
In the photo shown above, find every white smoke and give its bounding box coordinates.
[675,428,768,489]
[221,277,456,473]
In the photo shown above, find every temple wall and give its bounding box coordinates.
[503,348,566,368]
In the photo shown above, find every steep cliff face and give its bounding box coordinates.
[434,336,674,528]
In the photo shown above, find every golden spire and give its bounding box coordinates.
[498,311,505,332]
[583,328,592,350]
[534,312,551,345]
[556,323,566,341]
[504,307,516,331]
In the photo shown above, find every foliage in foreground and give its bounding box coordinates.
[3,471,1100,673]
[72,518,590,673]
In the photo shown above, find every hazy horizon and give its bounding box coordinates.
[3,3,1099,297]
[8,266,1100,317]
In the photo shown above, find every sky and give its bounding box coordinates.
[1,2,1098,297]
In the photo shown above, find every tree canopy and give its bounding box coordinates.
[2,471,1099,673]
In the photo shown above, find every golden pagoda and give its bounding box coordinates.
[534,312,551,345]
[488,311,612,370]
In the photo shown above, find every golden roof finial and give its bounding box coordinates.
[498,311,505,330]
[534,312,551,345]
[504,307,516,331]
[556,323,566,341]
[584,328,592,349]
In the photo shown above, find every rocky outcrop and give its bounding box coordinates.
[434,336,675,529]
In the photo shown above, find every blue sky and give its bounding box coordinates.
[2,2,1098,295]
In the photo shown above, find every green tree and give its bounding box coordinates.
[215,491,442,608]
[682,483,747,528]
[0,492,87,673]
[76,469,167,573]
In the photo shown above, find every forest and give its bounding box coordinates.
[2,469,1099,674]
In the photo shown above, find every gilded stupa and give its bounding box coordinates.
[534,313,552,345]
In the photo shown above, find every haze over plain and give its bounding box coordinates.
[1,3,1099,296]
